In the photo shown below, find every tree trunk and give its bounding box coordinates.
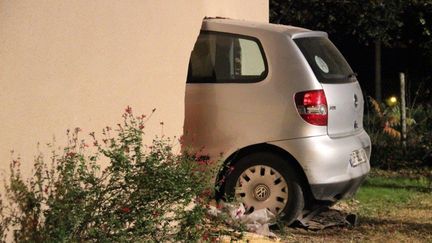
[375,40,382,102]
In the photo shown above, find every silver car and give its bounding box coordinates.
[184,18,371,224]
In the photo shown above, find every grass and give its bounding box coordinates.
[279,169,432,243]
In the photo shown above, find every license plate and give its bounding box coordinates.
[350,148,368,167]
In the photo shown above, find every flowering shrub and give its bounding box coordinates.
[0,107,219,242]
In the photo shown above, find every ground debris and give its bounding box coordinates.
[207,201,278,238]
[205,200,281,241]
[205,200,360,242]
[295,206,357,231]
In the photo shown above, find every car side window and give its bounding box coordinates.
[187,32,267,83]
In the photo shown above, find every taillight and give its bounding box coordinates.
[295,89,328,126]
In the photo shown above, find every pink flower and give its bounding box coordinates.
[66,152,76,157]
[202,233,209,241]
[125,106,132,114]
[121,207,131,213]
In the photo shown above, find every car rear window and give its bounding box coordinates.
[294,37,355,84]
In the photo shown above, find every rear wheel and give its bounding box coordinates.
[223,152,304,224]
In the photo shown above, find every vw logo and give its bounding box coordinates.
[254,184,270,201]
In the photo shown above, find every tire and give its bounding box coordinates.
[223,152,304,225]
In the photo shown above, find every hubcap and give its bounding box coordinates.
[235,165,289,215]
[254,184,270,201]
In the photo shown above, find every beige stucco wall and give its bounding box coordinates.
[0,1,268,184]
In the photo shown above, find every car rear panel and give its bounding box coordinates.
[322,82,364,137]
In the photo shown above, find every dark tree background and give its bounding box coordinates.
[270,0,432,104]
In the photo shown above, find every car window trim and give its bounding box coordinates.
[187,30,268,84]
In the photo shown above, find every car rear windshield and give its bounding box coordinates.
[294,37,355,84]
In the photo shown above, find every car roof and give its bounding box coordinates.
[203,18,327,39]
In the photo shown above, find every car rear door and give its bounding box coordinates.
[294,36,364,137]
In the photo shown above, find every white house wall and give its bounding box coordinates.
[0,1,268,183]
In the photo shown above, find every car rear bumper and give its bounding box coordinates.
[310,174,367,201]
[270,129,371,201]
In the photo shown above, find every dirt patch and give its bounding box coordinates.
[280,216,431,243]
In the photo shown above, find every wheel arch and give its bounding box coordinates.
[215,143,313,205]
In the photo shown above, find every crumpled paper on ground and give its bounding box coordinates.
[207,201,277,238]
